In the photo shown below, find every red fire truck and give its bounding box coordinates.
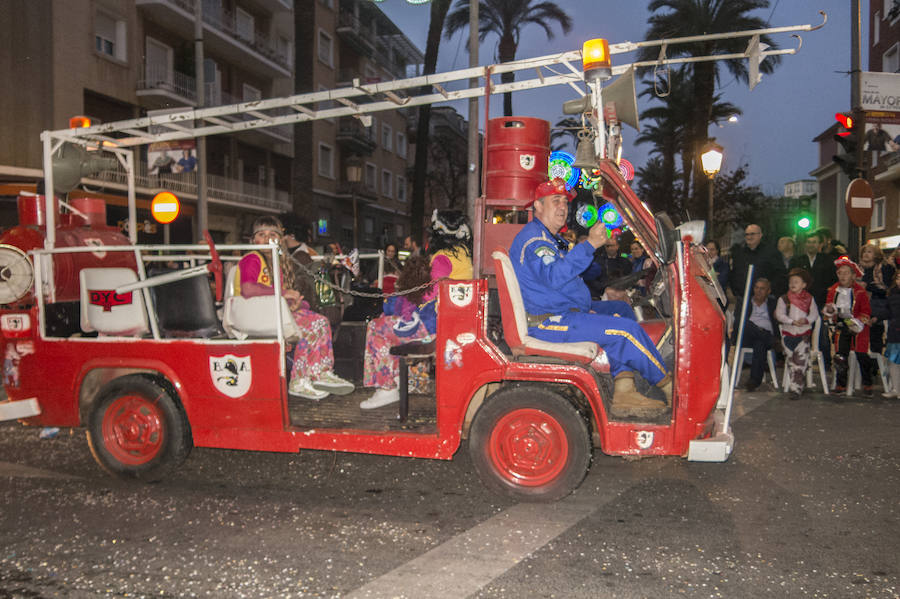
[0,21,823,501]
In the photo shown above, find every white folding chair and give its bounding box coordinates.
[738,346,779,390]
[847,351,890,396]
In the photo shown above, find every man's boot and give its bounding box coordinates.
[656,373,673,404]
[610,372,668,419]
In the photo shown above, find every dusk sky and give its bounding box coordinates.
[376,0,862,197]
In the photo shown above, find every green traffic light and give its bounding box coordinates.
[797,217,812,230]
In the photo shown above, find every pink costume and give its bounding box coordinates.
[236,252,335,381]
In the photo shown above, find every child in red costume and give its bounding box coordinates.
[822,256,871,393]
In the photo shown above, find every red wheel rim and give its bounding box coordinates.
[488,408,569,487]
[101,395,165,466]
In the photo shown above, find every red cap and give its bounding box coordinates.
[532,177,576,205]
[834,255,863,278]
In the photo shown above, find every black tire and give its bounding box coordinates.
[469,384,591,502]
[86,374,192,482]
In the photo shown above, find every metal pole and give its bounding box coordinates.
[850,0,863,250]
[195,0,208,241]
[723,264,755,435]
[706,175,714,237]
[466,0,479,246]
[127,151,137,244]
[353,187,359,249]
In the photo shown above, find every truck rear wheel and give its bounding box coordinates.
[469,385,591,502]
[86,375,191,481]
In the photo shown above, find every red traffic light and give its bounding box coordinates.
[835,112,854,136]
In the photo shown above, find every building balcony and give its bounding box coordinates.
[87,163,291,213]
[251,0,293,14]
[136,0,292,79]
[875,151,900,182]
[336,10,376,58]
[336,116,376,155]
[136,67,197,109]
[134,75,293,147]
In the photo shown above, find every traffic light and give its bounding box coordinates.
[832,112,863,178]
[796,196,813,231]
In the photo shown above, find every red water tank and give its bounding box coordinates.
[484,117,549,204]
[0,192,135,304]
[53,227,136,302]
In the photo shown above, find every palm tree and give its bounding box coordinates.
[444,0,572,116]
[638,0,779,211]
[550,116,582,152]
[411,0,452,242]
[637,67,741,216]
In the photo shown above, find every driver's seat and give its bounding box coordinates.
[492,248,600,364]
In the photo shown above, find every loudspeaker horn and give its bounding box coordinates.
[51,142,118,193]
[602,66,640,132]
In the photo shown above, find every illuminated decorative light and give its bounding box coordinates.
[548,151,581,190]
[618,158,634,181]
[599,202,623,229]
[580,167,602,190]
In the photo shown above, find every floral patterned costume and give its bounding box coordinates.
[363,254,457,392]
[236,252,336,382]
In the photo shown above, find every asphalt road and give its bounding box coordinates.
[1,390,898,599]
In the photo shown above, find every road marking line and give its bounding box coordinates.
[0,461,82,480]
[346,488,623,599]
[348,396,771,598]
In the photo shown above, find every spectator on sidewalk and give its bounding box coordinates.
[734,277,778,392]
[730,224,786,300]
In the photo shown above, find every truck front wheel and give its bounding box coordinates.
[469,385,591,502]
[86,375,191,481]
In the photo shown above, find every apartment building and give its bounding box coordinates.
[293,0,423,252]
[810,2,900,249]
[864,1,900,248]
[0,0,295,243]
[407,106,472,217]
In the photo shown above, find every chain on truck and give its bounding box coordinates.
[0,16,825,502]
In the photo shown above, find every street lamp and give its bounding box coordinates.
[346,155,363,249]
[701,140,724,236]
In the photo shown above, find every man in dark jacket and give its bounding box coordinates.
[789,230,836,311]
[730,223,787,299]
[734,277,778,391]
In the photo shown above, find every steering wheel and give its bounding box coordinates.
[204,230,223,302]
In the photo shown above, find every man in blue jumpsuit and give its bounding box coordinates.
[508,178,670,418]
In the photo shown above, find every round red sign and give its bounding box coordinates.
[844,178,874,228]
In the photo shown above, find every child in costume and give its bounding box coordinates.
[774,268,819,399]
[822,256,871,393]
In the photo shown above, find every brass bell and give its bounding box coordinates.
[572,131,597,170]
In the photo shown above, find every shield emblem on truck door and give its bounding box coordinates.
[209,354,252,398]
